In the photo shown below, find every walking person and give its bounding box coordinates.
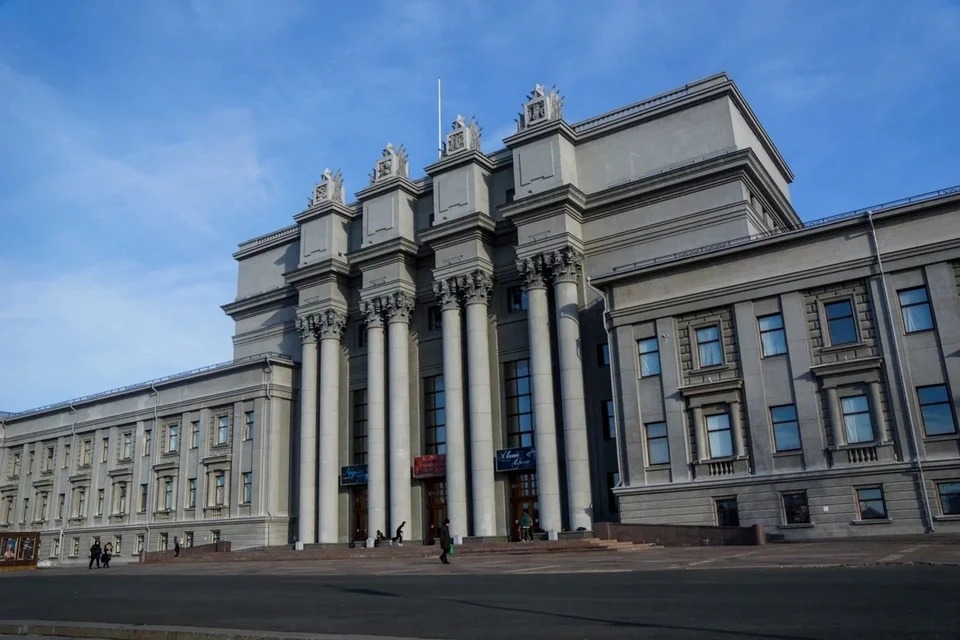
[393,521,405,547]
[519,508,533,542]
[438,518,452,565]
[88,538,102,570]
[174,537,181,557]
[101,542,112,568]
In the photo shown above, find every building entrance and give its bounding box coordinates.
[424,479,447,544]
[508,472,539,541]
[352,487,368,544]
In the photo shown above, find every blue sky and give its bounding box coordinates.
[1,0,958,412]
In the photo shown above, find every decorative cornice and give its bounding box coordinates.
[545,247,583,283]
[516,254,549,290]
[432,278,461,311]
[283,258,351,288]
[459,270,494,305]
[358,298,385,329]
[221,286,299,321]
[317,309,347,340]
[384,291,415,324]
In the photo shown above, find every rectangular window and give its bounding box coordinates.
[917,385,957,436]
[143,430,152,456]
[81,440,92,466]
[121,433,133,460]
[505,188,515,203]
[705,413,734,459]
[57,494,65,519]
[164,477,173,511]
[937,482,960,516]
[597,343,610,366]
[159,533,168,551]
[602,400,616,440]
[244,411,255,441]
[63,444,70,468]
[45,446,55,471]
[607,471,619,513]
[638,338,661,377]
[52,537,60,557]
[217,416,229,445]
[185,531,194,547]
[118,483,128,514]
[898,287,934,333]
[427,305,443,331]
[841,395,875,444]
[136,534,144,554]
[72,538,80,557]
[167,425,179,452]
[11,452,21,476]
[27,450,34,474]
[356,323,366,349]
[824,300,857,345]
[39,492,49,522]
[20,498,28,522]
[424,376,446,455]
[75,488,85,517]
[783,492,810,525]
[101,438,109,463]
[191,421,200,448]
[716,497,740,527]
[211,530,221,543]
[114,536,122,555]
[352,389,368,464]
[242,472,252,504]
[3,497,12,524]
[505,359,534,448]
[856,486,888,520]
[214,472,225,506]
[758,313,787,357]
[139,483,148,513]
[96,488,104,516]
[771,405,801,452]
[188,479,197,508]
[507,286,527,313]
[696,326,723,367]
[645,422,670,466]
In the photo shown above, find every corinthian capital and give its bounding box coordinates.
[359,298,385,328]
[432,278,461,310]
[458,270,494,304]
[317,309,347,340]
[296,314,320,343]
[515,254,549,290]
[545,247,584,283]
[384,291,415,324]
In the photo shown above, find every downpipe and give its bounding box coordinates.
[59,405,79,565]
[586,277,625,490]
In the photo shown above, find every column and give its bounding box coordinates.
[386,292,414,537]
[295,315,319,545]
[317,309,346,544]
[547,248,593,532]
[516,255,562,535]
[868,381,888,443]
[826,388,845,447]
[360,299,388,540]
[461,271,497,537]
[729,401,746,458]
[433,278,469,539]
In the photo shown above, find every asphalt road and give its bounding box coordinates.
[1,566,957,640]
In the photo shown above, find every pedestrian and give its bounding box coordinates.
[89,538,102,570]
[101,542,112,568]
[174,537,181,557]
[520,508,533,542]
[438,518,452,565]
[393,521,405,547]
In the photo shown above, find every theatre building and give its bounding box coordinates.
[2,73,959,564]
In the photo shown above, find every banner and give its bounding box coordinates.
[413,454,446,479]
[495,446,537,472]
[340,464,368,486]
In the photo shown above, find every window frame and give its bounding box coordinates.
[758,313,787,357]
[506,286,528,313]
[602,400,616,440]
[823,298,859,346]
[191,421,200,448]
[352,389,368,464]
[782,491,810,525]
[504,359,534,449]
[424,375,446,455]
[856,486,888,520]
[916,385,957,437]
[242,472,253,504]
[597,343,610,367]
[644,422,670,466]
[695,324,723,368]
[937,482,960,516]
[187,478,197,508]
[243,410,255,441]
[705,412,735,459]
[427,305,443,332]
[715,497,740,527]
[897,286,934,334]
[216,416,229,446]
[840,394,875,444]
[637,337,661,377]
[770,404,802,452]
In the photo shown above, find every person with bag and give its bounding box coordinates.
[88,538,102,570]
[438,518,452,565]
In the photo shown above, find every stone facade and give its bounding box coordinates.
[2,72,959,564]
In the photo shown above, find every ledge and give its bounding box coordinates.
[933,515,960,522]
[818,341,869,354]
[776,523,815,529]
[679,377,743,398]
[850,518,892,526]
[811,355,882,378]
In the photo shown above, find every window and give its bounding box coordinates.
[782,492,810,525]
[505,188,515,204]
[72,538,80,557]
[167,424,179,452]
[427,305,442,332]
[159,533,168,551]
[121,432,133,460]
[143,430,152,456]
[96,489,104,516]
[602,400,616,440]
[57,494,65,519]
[136,534,144,554]
[841,395,875,444]
[716,498,740,527]
[118,483,128,514]
[62,444,70,468]
[937,482,960,516]
[705,413,734,458]
[27,450,34,474]
[114,536,122,555]
[696,326,723,367]
[771,405,801,452]
[52,537,60,557]
[191,421,200,448]
[356,323,366,349]
[645,422,670,466]
[638,338,661,377]
[81,440,92,466]
[19,498,28,523]
[917,385,956,436]
[139,483,148,513]
[758,314,787,357]
[507,286,527,312]
[3,497,12,524]
[11,452,20,476]
[187,479,197,508]
[352,389,368,463]
[217,416,229,445]
[824,300,857,345]
[211,530,222,543]
[504,359,534,448]
[607,472,619,513]
[244,411,255,441]
[424,376,446,455]
[898,287,934,333]
[597,343,609,366]
[163,477,174,511]
[214,472,225,506]
[242,472,252,504]
[101,438,109,463]
[856,487,888,520]
[75,488,85,517]
[45,446,55,472]
[38,492,49,522]
[185,531,194,547]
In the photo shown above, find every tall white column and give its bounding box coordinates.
[516,255,562,535]
[462,271,497,537]
[295,315,319,545]
[317,309,346,544]
[386,292,414,537]
[360,299,387,538]
[433,279,468,539]
[548,248,593,532]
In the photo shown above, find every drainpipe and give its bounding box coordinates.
[586,277,625,490]
[867,210,935,533]
[145,384,160,552]
[262,360,273,549]
[59,405,79,565]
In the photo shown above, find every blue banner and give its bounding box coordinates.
[340,464,368,486]
[495,446,537,472]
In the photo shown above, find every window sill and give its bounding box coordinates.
[777,523,815,529]
[933,515,960,522]
[850,518,892,526]
[162,451,180,457]
[772,449,804,457]
[820,341,868,354]
[644,464,671,471]
[693,363,733,374]
[923,434,960,442]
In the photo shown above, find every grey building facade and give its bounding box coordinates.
[2,73,958,564]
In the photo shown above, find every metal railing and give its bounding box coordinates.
[236,225,299,251]
[610,184,960,274]
[574,88,691,134]
[6,352,293,419]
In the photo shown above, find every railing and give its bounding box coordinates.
[574,88,691,134]
[707,460,736,477]
[236,225,299,251]
[609,184,960,275]
[846,446,879,464]
[6,352,293,419]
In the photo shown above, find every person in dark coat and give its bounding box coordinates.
[89,539,102,569]
[174,537,181,557]
[393,521,405,547]
[101,542,112,568]
[438,518,452,565]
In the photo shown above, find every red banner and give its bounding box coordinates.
[413,454,446,479]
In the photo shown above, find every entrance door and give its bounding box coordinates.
[424,479,447,544]
[509,472,539,541]
[352,487,368,543]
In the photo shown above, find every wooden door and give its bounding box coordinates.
[424,479,447,544]
[352,487,368,543]
[509,472,539,541]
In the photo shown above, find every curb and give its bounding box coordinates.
[0,621,436,640]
